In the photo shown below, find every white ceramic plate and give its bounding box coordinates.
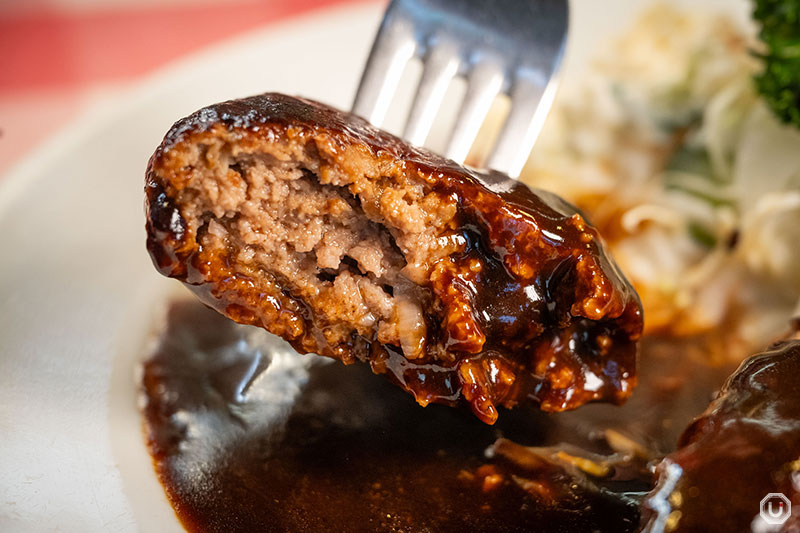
[0,1,749,530]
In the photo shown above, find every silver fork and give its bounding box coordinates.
[352,0,568,178]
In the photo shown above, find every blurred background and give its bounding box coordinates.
[0,0,375,175]
[0,0,796,354]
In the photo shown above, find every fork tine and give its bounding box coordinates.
[445,60,504,164]
[352,19,416,127]
[403,40,460,146]
[486,73,560,178]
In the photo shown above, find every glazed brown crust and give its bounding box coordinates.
[145,92,643,424]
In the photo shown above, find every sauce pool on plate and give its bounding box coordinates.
[140,299,742,532]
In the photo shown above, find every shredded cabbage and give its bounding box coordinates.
[521,4,800,361]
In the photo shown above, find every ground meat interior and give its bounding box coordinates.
[146,93,643,423]
[175,134,462,370]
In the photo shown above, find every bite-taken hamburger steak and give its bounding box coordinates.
[145,92,643,424]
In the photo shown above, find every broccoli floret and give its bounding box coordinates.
[753,0,800,129]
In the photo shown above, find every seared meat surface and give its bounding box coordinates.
[145,93,643,423]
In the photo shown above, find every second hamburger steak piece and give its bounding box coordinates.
[145,93,643,424]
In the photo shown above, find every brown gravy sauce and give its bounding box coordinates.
[140,299,737,532]
[642,340,800,531]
